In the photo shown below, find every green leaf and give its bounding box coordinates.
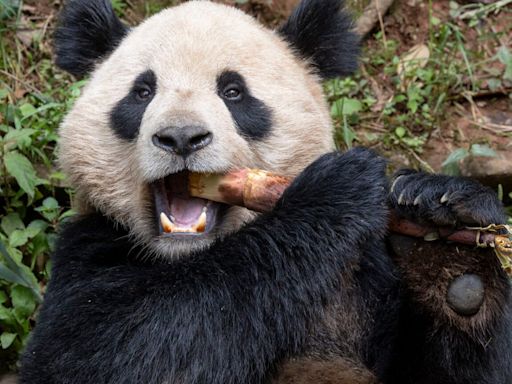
[470,144,497,158]
[331,98,363,118]
[35,197,61,221]
[58,209,76,221]
[18,103,37,118]
[42,197,59,210]
[407,99,419,114]
[487,78,502,92]
[0,89,9,100]
[395,127,406,138]
[4,151,38,198]
[430,16,441,26]
[0,242,42,303]
[25,220,48,238]
[11,285,36,318]
[442,148,469,176]
[498,46,512,81]
[3,128,35,149]
[0,332,16,349]
[0,264,25,286]
[0,291,7,304]
[341,98,363,116]
[0,305,12,321]
[8,229,29,247]
[1,213,24,236]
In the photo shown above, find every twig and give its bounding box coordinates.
[455,0,512,20]
[0,69,43,97]
[403,146,435,173]
[448,88,512,102]
[462,117,512,134]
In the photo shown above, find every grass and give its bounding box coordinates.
[0,0,511,373]
[328,2,512,170]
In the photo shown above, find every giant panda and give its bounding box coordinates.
[19,0,512,383]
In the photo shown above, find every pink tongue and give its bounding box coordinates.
[170,197,206,226]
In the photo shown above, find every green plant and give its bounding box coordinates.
[0,7,86,370]
[0,85,82,370]
[441,144,497,176]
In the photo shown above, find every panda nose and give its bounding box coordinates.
[152,126,213,156]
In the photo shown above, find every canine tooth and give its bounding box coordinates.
[160,213,174,233]
[192,211,207,233]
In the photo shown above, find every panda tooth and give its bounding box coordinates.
[193,211,207,233]
[160,212,174,233]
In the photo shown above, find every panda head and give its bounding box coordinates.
[55,0,359,258]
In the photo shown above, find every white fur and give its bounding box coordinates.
[59,1,334,258]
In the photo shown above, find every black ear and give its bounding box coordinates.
[279,0,360,79]
[54,0,129,77]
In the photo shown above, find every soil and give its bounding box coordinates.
[363,0,511,184]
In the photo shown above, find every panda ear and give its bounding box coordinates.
[278,0,360,79]
[54,0,129,77]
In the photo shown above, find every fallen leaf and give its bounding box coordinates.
[397,44,430,91]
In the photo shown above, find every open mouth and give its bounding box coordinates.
[152,171,225,237]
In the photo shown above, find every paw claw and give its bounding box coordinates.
[398,192,406,205]
[391,175,404,194]
[413,194,422,206]
[440,193,450,204]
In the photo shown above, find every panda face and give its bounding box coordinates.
[56,0,358,258]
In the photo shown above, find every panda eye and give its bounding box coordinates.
[223,84,243,102]
[135,86,153,102]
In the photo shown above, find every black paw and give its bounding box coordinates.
[390,170,507,227]
[278,148,388,234]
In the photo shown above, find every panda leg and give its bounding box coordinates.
[386,171,512,383]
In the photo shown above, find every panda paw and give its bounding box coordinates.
[389,169,507,227]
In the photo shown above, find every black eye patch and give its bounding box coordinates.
[216,71,273,141]
[110,70,157,141]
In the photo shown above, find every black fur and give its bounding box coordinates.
[54,0,128,76]
[110,70,157,141]
[217,71,273,141]
[387,170,512,383]
[390,169,508,226]
[19,148,512,383]
[279,0,360,79]
[389,283,512,384]
[20,148,393,383]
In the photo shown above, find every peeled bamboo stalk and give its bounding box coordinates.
[189,169,512,250]
[189,169,291,213]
